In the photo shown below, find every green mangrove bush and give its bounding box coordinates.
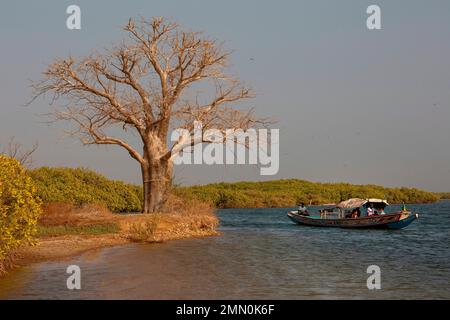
[175,179,440,208]
[29,167,143,212]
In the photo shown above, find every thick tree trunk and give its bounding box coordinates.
[141,159,172,213]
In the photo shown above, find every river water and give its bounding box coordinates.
[1,201,449,299]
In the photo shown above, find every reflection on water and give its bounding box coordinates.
[1,201,450,299]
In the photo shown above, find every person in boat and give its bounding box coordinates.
[350,207,361,218]
[366,204,375,216]
[377,207,386,215]
[345,208,359,219]
[298,203,309,216]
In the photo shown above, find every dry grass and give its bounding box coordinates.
[118,194,219,242]
[39,196,219,242]
[118,211,219,242]
[39,202,116,227]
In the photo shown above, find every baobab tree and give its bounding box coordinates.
[32,17,264,213]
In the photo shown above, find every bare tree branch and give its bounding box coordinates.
[1,137,38,167]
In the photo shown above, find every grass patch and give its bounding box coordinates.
[37,223,119,237]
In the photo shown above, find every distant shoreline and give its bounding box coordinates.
[177,179,443,209]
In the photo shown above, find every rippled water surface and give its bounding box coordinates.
[1,201,449,299]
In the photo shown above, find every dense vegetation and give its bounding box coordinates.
[176,179,441,208]
[0,156,42,272]
[30,167,143,212]
[25,167,444,211]
[438,193,450,199]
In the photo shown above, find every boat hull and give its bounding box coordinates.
[287,211,418,230]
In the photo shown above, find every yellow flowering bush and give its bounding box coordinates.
[0,155,42,265]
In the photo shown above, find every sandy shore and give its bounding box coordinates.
[2,204,219,276]
[11,234,129,268]
[7,227,219,273]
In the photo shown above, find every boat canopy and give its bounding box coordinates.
[336,198,389,210]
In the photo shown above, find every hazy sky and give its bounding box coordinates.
[1,0,449,191]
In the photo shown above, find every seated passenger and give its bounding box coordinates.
[298,203,309,216]
[378,208,386,215]
[351,208,361,218]
[367,204,375,217]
